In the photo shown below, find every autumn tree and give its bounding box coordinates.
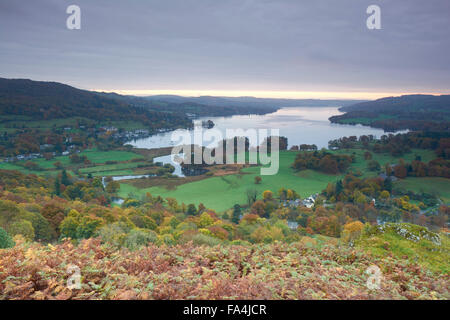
[251,200,266,217]
[394,164,407,179]
[106,181,120,193]
[380,190,390,201]
[278,188,287,201]
[341,221,364,243]
[263,190,273,201]
[198,203,206,214]
[9,220,35,241]
[40,203,65,238]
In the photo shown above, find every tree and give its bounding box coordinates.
[394,164,407,179]
[198,203,206,214]
[341,221,364,243]
[232,204,241,224]
[263,190,273,201]
[198,212,215,228]
[383,177,393,193]
[186,204,197,216]
[166,198,179,211]
[9,220,35,241]
[335,180,343,197]
[286,189,298,200]
[0,227,14,249]
[380,190,390,200]
[246,189,258,206]
[60,212,79,239]
[92,177,103,189]
[41,203,65,238]
[61,170,71,186]
[278,188,287,201]
[251,200,266,217]
[29,212,54,242]
[0,200,21,227]
[254,176,262,184]
[106,181,120,193]
[385,163,393,176]
[54,177,61,196]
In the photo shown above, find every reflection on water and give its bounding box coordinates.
[129,106,390,150]
[111,197,124,205]
[112,175,154,181]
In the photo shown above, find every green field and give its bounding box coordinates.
[118,147,446,212]
[395,177,450,203]
[79,161,147,174]
[2,144,448,210]
[0,149,144,177]
[78,149,143,163]
[119,151,341,211]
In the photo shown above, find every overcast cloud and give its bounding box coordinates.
[0,0,449,97]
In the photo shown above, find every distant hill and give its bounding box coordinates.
[340,94,450,113]
[145,95,367,109]
[330,94,450,132]
[0,78,189,127]
[97,92,279,117]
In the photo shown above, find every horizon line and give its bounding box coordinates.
[90,89,449,100]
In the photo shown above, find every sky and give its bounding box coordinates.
[0,0,449,99]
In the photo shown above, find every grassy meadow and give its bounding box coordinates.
[2,143,447,211]
[0,148,145,178]
[119,151,341,211]
[395,177,450,203]
[118,147,445,212]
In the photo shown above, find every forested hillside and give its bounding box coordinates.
[0,78,190,127]
[100,92,281,117]
[330,95,450,131]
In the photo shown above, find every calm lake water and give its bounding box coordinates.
[130,106,391,150]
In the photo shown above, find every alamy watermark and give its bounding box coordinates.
[170,128,280,175]
[367,5,381,30]
[365,265,383,290]
[66,5,81,30]
[66,5,381,31]
[67,264,81,290]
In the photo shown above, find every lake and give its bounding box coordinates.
[129,106,392,150]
